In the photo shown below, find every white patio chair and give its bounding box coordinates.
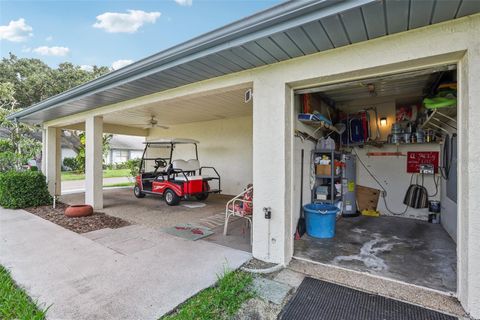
[224,185,253,243]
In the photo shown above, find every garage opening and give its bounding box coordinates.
[292,65,458,294]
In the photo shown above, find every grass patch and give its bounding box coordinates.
[162,270,254,320]
[61,169,131,181]
[0,265,48,320]
[103,182,135,188]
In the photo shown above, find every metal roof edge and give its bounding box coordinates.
[7,0,373,122]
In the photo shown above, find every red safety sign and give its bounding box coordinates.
[406,151,439,173]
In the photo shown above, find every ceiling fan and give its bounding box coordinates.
[132,115,169,129]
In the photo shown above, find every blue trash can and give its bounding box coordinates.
[304,203,339,239]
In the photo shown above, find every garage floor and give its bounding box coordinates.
[61,188,252,253]
[294,215,456,293]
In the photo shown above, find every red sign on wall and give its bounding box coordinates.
[406,151,439,173]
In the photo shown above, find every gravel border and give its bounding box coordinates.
[24,202,131,234]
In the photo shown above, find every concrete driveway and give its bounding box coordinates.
[0,208,251,320]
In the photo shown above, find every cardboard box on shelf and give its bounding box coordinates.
[316,164,331,176]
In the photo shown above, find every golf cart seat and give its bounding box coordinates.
[172,159,200,172]
[172,159,203,181]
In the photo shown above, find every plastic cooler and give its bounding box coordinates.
[303,203,339,239]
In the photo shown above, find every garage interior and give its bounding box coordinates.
[292,65,458,293]
[61,84,254,253]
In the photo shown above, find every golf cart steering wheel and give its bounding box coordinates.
[154,159,167,170]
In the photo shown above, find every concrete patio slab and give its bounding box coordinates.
[274,269,305,289]
[61,188,231,229]
[251,277,292,305]
[0,208,251,320]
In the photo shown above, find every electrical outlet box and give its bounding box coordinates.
[420,164,435,175]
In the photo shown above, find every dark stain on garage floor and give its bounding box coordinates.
[294,215,456,292]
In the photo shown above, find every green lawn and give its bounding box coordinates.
[103,181,135,188]
[61,169,131,181]
[0,266,48,320]
[162,271,253,320]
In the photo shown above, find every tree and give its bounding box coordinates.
[0,82,41,170]
[0,53,110,169]
[75,132,112,173]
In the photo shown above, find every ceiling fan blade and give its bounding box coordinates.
[129,123,151,126]
[155,124,169,129]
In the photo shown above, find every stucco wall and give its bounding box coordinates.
[354,144,441,220]
[147,116,252,196]
[441,175,457,242]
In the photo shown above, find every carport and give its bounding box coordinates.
[8,1,480,317]
[42,83,253,208]
[58,84,254,251]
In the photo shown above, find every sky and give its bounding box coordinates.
[0,0,282,70]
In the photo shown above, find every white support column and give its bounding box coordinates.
[45,126,61,196]
[41,128,47,174]
[458,48,480,318]
[85,116,103,209]
[251,77,293,264]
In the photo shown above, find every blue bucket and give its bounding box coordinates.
[304,203,339,239]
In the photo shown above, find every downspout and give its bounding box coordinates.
[14,118,21,170]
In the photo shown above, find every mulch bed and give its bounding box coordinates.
[24,202,131,234]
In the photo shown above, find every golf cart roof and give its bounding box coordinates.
[144,138,199,145]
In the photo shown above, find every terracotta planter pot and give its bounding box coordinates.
[65,205,93,218]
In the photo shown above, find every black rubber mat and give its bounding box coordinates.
[280,277,457,320]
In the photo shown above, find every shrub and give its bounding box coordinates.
[62,157,79,172]
[125,158,141,177]
[0,171,52,209]
[104,163,115,170]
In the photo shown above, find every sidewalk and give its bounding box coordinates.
[0,208,251,319]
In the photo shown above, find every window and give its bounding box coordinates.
[112,150,129,164]
[130,150,143,160]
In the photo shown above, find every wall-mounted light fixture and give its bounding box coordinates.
[380,117,387,127]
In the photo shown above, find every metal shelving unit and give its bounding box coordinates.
[299,119,340,134]
[421,106,457,134]
[311,149,342,204]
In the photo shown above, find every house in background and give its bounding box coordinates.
[61,134,144,165]
[104,135,144,165]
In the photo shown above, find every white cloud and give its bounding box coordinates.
[33,46,70,56]
[0,18,33,42]
[80,65,94,72]
[45,35,53,41]
[21,47,31,53]
[111,59,133,70]
[174,0,192,6]
[93,10,160,33]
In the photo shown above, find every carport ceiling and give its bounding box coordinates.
[103,85,252,127]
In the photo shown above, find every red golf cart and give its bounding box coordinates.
[133,138,221,205]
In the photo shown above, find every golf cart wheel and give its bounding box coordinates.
[195,193,209,201]
[134,185,145,198]
[164,189,180,206]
